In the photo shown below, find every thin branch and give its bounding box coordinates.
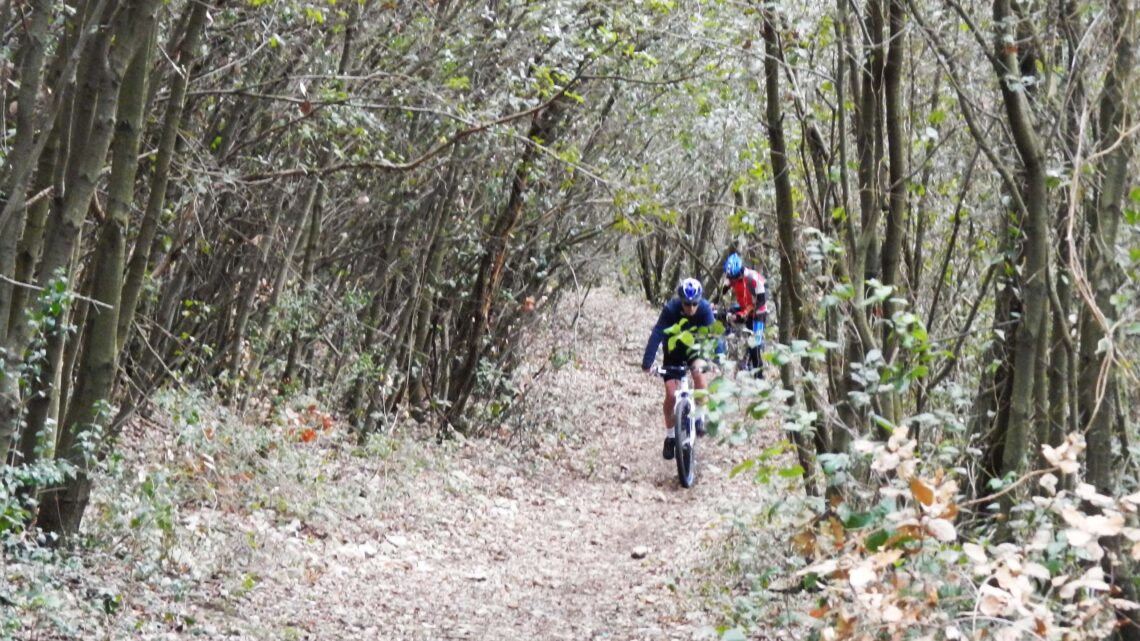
[907,0,1029,219]
[0,274,113,310]
[232,92,567,183]
[959,466,1058,509]
[929,262,997,389]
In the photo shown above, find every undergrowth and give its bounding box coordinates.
[2,387,429,640]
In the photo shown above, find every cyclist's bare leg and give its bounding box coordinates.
[689,359,708,435]
[689,359,708,400]
[662,379,680,431]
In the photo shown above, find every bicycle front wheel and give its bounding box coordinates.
[674,403,697,488]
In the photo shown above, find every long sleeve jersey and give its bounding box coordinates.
[726,268,767,319]
[641,298,717,370]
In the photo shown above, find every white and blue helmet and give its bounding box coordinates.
[677,278,703,303]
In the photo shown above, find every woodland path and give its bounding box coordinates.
[223,288,784,641]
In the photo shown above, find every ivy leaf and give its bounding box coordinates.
[865,529,889,552]
[843,512,875,529]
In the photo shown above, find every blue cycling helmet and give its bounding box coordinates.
[724,253,744,279]
[677,277,703,303]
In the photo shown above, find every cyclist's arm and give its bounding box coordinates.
[743,273,766,319]
[753,277,767,309]
[641,307,673,370]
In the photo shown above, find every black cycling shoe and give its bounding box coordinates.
[662,437,676,460]
[695,419,706,437]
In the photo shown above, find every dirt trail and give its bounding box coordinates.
[230,287,779,641]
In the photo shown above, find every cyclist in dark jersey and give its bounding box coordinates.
[642,278,716,460]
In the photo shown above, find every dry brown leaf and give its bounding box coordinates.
[793,529,818,556]
[827,517,846,548]
[809,604,831,619]
[910,477,934,507]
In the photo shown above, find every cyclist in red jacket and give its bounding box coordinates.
[722,252,767,373]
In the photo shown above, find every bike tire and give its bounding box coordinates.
[674,402,697,488]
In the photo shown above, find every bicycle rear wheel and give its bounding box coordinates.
[674,404,697,488]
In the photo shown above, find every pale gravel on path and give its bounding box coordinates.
[228,287,780,641]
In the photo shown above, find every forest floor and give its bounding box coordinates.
[11,287,807,641]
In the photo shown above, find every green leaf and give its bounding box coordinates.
[748,402,769,419]
[778,464,805,478]
[729,459,755,478]
[871,413,895,432]
[445,76,470,91]
[865,529,890,552]
[843,512,875,529]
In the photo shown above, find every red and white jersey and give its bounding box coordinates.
[727,268,767,317]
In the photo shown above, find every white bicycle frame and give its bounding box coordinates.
[659,366,696,447]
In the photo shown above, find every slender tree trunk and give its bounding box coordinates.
[117,0,209,353]
[409,159,462,407]
[39,27,154,539]
[226,188,290,403]
[881,0,907,352]
[763,9,818,495]
[1079,0,1134,494]
[0,0,52,341]
[448,97,570,425]
[281,181,324,389]
[0,0,58,466]
[992,0,1050,482]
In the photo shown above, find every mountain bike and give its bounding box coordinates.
[658,365,699,488]
[716,306,765,376]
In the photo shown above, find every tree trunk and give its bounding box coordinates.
[117,0,209,353]
[1079,0,1134,494]
[0,0,57,466]
[992,0,1050,482]
[763,9,817,495]
[448,97,571,425]
[39,25,154,539]
[881,0,907,359]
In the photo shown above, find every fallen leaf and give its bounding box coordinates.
[910,477,934,507]
[925,518,957,542]
[809,605,830,619]
[793,529,818,556]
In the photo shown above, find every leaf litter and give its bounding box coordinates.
[16,287,795,640]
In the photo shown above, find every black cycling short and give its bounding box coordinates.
[662,350,700,381]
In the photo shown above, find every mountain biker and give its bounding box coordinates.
[722,252,768,373]
[641,277,716,460]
